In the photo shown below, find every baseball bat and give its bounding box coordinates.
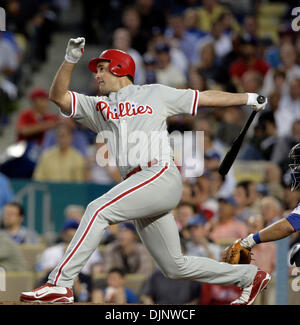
[218,95,266,176]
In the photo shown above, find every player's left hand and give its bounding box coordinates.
[247,93,268,112]
[65,37,85,64]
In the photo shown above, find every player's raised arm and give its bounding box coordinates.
[49,37,85,115]
[198,90,267,111]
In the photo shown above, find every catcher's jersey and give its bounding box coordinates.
[61,84,199,179]
[286,202,300,231]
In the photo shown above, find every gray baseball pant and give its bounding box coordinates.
[48,160,257,288]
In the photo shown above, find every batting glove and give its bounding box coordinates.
[65,37,85,64]
[247,93,268,112]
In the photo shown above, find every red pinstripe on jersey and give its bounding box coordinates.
[192,90,199,116]
[53,162,169,285]
[70,91,76,117]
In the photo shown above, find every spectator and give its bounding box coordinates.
[283,185,300,212]
[112,28,145,85]
[246,215,276,274]
[215,107,244,147]
[196,0,239,33]
[175,202,197,238]
[233,181,256,222]
[210,15,232,61]
[17,88,58,145]
[100,224,119,245]
[209,169,226,201]
[274,78,300,137]
[148,32,189,75]
[0,230,28,271]
[0,31,19,108]
[102,222,153,275]
[0,172,14,211]
[242,15,259,41]
[196,42,221,88]
[296,33,300,66]
[271,120,300,171]
[192,173,218,219]
[208,196,248,244]
[183,8,208,39]
[164,12,199,65]
[263,163,284,201]
[188,69,208,92]
[154,42,187,88]
[229,37,269,92]
[180,181,194,205]
[121,6,150,55]
[2,202,40,244]
[204,132,222,170]
[134,0,166,39]
[41,118,89,157]
[260,196,282,226]
[140,240,201,304]
[240,111,278,161]
[91,267,138,304]
[38,219,102,274]
[240,70,263,94]
[185,215,221,260]
[37,219,102,301]
[143,52,157,84]
[219,11,241,36]
[262,42,300,97]
[33,123,87,182]
[86,142,121,184]
[256,183,269,201]
[0,31,19,76]
[64,204,85,223]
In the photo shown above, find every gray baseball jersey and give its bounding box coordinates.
[62,84,199,178]
[49,83,258,289]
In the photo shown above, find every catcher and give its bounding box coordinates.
[224,143,300,267]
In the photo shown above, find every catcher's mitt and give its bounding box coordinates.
[223,239,252,264]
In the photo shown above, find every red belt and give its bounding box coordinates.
[125,159,158,179]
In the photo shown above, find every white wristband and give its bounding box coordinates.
[246,93,258,106]
[64,54,78,64]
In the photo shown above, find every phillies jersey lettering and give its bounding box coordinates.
[61,84,200,179]
[96,100,153,121]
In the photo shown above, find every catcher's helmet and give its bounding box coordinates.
[289,143,300,191]
[88,49,135,80]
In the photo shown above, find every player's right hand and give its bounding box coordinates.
[65,37,85,64]
[246,93,268,112]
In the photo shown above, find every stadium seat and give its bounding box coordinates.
[0,272,35,302]
[124,274,148,295]
[234,161,269,183]
[19,244,46,272]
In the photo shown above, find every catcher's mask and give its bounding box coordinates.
[289,143,300,191]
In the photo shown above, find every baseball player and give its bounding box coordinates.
[230,143,300,267]
[21,37,270,305]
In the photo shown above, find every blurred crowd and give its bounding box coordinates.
[1,0,300,304]
[0,0,62,131]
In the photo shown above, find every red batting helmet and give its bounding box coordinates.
[88,49,135,80]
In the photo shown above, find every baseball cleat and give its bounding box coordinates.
[20,283,74,304]
[290,244,300,267]
[230,269,271,305]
